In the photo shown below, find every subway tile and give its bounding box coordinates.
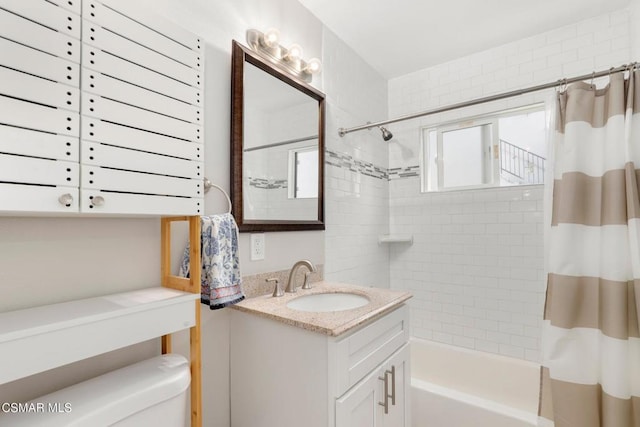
[486,310,513,323]
[499,344,525,359]
[547,49,578,67]
[475,318,499,331]
[382,9,628,364]
[463,327,486,340]
[499,321,525,335]
[561,34,594,51]
[432,332,454,345]
[511,335,538,350]
[486,331,511,345]
[515,35,547,52]
[533,65,564,82]
[562,58,596,76]
[609,9,629,25]
[579,40,613,59]
[463,306,487,319]
[475,340,500,354]
[507,51,533,67]
[576,14,610,35]
[533,42,563,60]
[525,349,540,362]
[453,335,476,349]
[523,211,543,223]
[510,200,538,212]
[442,323,465,336]
[524,325,541,338]
[510,223,539,235]
[498,234,524,245]
[546,25,578,44]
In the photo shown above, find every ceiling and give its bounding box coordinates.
[298,0,630,79]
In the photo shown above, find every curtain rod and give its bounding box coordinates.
[338,62,637,137]
[243,135,318,152]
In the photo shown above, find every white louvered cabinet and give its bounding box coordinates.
[0,0,81,213]
[80,0,204,215]
[0,0,205,216]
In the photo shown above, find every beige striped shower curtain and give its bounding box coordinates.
[539,68,640,427]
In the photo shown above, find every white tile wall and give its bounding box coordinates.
[391,181,545,361]
[322,28,391,287]
[387,9,632,361]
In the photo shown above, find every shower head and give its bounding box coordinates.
[379,126,393,141]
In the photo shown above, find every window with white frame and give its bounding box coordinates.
[288,146,318,199]
[421,105,547,192]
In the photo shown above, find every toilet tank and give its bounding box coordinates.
[0,354,191,427]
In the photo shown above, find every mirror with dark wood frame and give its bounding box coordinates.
[231,40,325,232]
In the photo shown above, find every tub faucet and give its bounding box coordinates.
[285,260,317,293]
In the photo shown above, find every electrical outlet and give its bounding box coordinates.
[250,233,265,260]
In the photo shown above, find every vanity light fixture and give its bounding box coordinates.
[261,28,280,48]
[246,28,321,83]
[284,43,303,61]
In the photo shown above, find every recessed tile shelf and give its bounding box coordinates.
[0,287,198,385]
[378,234,414,244]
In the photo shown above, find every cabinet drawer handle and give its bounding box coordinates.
[378,372,389,414]
[389,365,396,406]
[378,365,396,415]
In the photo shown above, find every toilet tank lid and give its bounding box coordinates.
[0,354,190,427]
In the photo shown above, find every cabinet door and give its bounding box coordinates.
[336,367,384,427]
[380,343,410,427]
[80,0,204,215]
[0,3,81,213]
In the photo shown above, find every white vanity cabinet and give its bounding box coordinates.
[230,304,410,427]
[336,344,409,427]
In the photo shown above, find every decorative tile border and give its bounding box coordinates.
[326,149,388,180]
[325,149,420,181]
[388,165,420,180]
[247,150,419,183]
[248,177,288,189]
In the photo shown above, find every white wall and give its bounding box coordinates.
[387,9,631,362]
[0,1,385,426]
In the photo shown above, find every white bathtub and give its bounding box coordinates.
[411,338,540,427]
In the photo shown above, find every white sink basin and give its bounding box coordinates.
[286,292,370,312]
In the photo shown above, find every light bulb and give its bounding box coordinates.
[262,28,280,48]
[285,43,303,61]
[304,58,322,74]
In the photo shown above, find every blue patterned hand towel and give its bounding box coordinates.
[180,214,245,309]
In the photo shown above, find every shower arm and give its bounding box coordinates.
[337,62,637,138]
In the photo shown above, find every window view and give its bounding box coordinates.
[422,105,546,191]
[441,123,493,188]
[289,146,318,198]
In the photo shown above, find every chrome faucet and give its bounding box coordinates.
[285,260,317,293]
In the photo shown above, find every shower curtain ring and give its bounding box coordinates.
[560,78,567,92]
[590,71,595,88]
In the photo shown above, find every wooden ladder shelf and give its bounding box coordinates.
[160,216,202,427]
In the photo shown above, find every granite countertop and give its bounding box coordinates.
[231,281,412,337]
